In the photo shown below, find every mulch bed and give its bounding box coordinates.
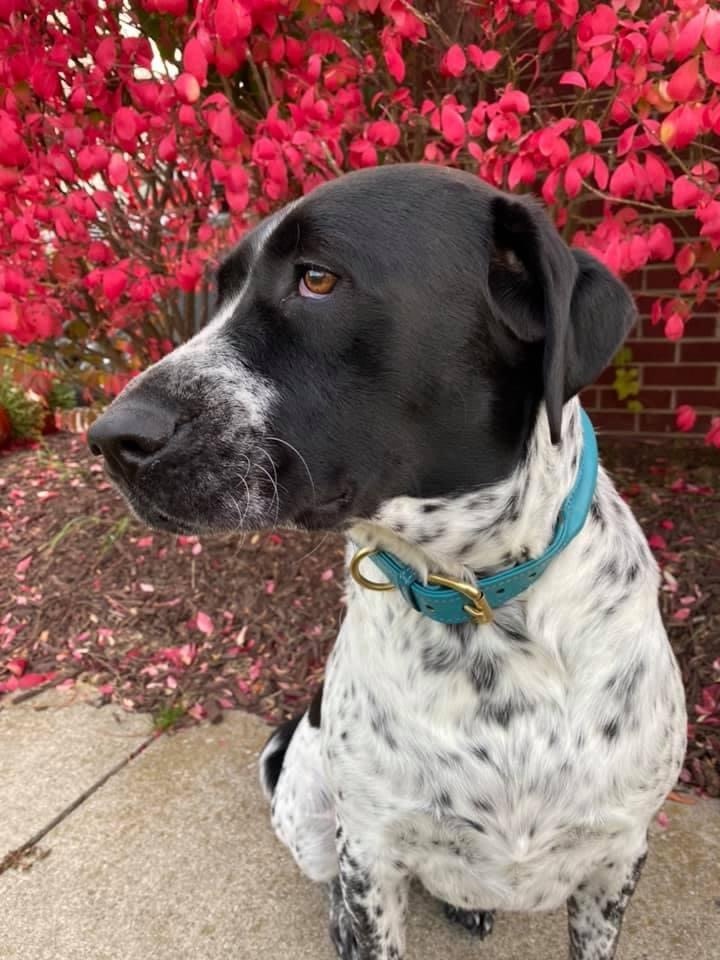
[1,432,718,795]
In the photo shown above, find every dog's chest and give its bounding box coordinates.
[322,583,684,911]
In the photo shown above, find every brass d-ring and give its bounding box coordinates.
[349,547,396,592]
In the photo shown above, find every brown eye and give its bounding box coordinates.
[299,267,338,298]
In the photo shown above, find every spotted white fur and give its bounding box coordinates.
[260,715,337,883]
[264,398,686,958]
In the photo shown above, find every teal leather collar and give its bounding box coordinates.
[350,410,598,626]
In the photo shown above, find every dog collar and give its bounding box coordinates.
[350,410,598,626]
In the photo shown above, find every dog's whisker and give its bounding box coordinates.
[265,435,317,504]
[294,531,332,567]
[224,489,246,530]
[255,458,281,528]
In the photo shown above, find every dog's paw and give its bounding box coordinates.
[329,880,359,960]
[443,903,495,939]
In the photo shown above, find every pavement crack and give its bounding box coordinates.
[0,731,160,877]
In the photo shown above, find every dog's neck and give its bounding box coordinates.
[349,400,584,580]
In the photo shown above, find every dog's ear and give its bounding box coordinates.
[486,195,636,443]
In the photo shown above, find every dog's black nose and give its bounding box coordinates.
[88,400,177,482]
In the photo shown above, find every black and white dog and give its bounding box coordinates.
[88,164,687,960]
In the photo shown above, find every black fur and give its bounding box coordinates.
[261,714,303,796]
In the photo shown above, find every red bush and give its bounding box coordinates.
[0,0,718,441]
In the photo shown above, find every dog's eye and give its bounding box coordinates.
[299,267,338,299]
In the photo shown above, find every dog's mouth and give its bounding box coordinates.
[111,467,359,537]
[293,483,357,530]
[125,495,213,536]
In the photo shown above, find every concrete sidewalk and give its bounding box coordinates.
[2,689,718,960]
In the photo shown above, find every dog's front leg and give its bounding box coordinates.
[330,827,409,960]
[566,839,648,960]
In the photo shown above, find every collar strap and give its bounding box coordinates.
[350,409,598,626]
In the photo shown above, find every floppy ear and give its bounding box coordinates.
[485,194,637,443]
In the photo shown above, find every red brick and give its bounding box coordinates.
[637,412,681,434]
[638,318,671,338]
[598,388,672,411]
[683,316,719,338]
[625,340,677,363]
[674,388,720,409]
[593,366,615,386]
[680,340,720,363]
[643,263,700,285]
[638,266,680,289]
[591,411,636,433]
[580,387,599,409]
[642,364,717,386]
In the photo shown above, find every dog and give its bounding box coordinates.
[88,163,687,960]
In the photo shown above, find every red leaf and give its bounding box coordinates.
[706,10,720,53]
[616,123,637,157]
[672,608,690,622]
[664,313,685,341]
[703,51,720,84]
[367,120,400,148]
[648,223,673,260]
[676,404,697,432]
[667,57,700,102]
[673,9,706,61]
[443,44,466,78]
[648,533,667,550]
[15,554,32,575]
[586,50,613,89]
[7,658,27,677]
[113,107,138,143]
[440,104,465,146]
[608,161,636,198]
[582,119,601,145]
[175,73,201,104]
[102,268,127,302]
[384,44,405,84]
[644,153,667,194]
[183,38,208,84]
[705,418,720,449]
[95,38,116,72]
[215,0,239,46]
[107,154,128,187]
[158,131,177,163]
[498,89,530,114]
[560,70,587,89]
[194,611,214,635]
[660,105,699,149]
[154,0,187,12]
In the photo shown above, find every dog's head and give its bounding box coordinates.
[88,164,635,535]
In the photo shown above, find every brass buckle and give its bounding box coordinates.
[426,573,494,625]
[349,547,396,591]
[350,547,494,624]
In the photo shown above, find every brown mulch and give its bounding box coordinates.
[1,432,718,794]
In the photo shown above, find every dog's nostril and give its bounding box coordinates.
[89,443,102,457]
[87,400,178,481]
[119,434,167,458]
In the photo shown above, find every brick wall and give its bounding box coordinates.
[581,267,720,439]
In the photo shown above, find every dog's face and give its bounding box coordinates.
[89,164,635,535]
